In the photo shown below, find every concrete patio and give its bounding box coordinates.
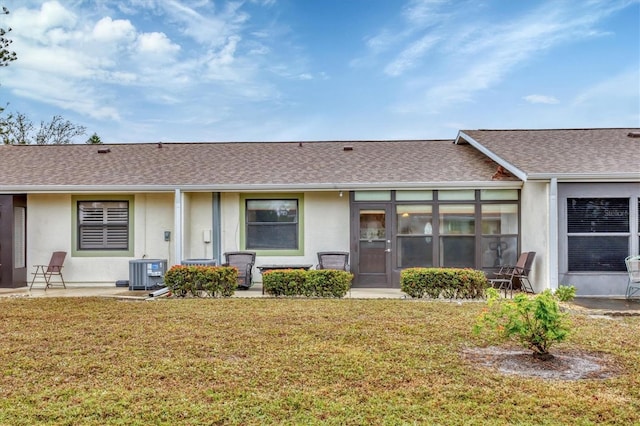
[0,284,408,300]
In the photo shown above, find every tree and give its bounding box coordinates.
[0,112,87,144]
[0,112,33,144]
[35,115,86,145]
[85,132,103,144]
[0,7,16,67]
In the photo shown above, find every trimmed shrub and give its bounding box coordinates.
[262,269,307,297]
[164,265,238,298]
[263,269,353,298]
[400,267,488,299]
[305,270,352,298]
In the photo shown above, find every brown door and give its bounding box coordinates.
[352,204,392,287]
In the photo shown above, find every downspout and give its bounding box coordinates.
[549,178,558,291]
[212,192,222,265]
[174,189,182,265]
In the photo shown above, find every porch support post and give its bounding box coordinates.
[549,178,558,291]
[174,189,182,265]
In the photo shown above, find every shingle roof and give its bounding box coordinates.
[458,128,640,180]
[0,139,515,191]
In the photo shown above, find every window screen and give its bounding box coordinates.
[567,198,629,272]
[567,198,629,233]
[78,201,129,250]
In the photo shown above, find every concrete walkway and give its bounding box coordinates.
[0,284,408,300]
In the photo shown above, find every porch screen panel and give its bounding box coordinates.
[396,205,433,268]
[481,204,518,268]
[567,198,629,272]
[439,204,475,267]
[246,199,298,250]
[78,201,129,250]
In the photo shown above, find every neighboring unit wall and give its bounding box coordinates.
[520,181,550,293]
[558,182,639,297]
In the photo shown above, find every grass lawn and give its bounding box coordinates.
[0,297,638,425]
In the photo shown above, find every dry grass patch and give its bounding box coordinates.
[0,298,638,425]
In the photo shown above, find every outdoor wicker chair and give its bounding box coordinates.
[223,251,256,289]
[316,251,350,271]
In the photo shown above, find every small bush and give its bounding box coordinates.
[164,265,238,298]
[263,269,352,297]
[555,285,576,302]
[400,268,488,299]
[473,288,571,359]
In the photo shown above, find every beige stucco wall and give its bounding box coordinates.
[520,181,550,292]
[27,193,175,286]
[184,192,214,260]
[220,191,350,282]
[27,190,348,286]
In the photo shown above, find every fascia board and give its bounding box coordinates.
[455,131,528,182]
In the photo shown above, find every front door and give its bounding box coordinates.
[352,204,392,287]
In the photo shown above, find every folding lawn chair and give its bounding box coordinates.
[30,251,67,290]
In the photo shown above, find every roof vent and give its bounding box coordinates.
[97,148,111,154]
[343,145,353,151]
[627,132,640,138]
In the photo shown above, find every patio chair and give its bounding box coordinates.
[489,251,535,297]
[223,251,256,289]
[316,251,350,271]
[625,255,640,300]
[29,251,67,290]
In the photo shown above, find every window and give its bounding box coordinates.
[396,205,433,268]
[567,198,629,272]
[246,199,299,250]
[78,201,129,250]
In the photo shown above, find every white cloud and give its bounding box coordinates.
[384,34,439,76]
[92,17,136,43]
[523,95,560,105]
[385,0,637,113]
[136,32,181,55]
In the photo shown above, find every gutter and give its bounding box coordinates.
[0,180,522,194]
[526,173,640,182]
[455,131,528,182]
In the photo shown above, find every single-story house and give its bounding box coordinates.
[0,128,638,296]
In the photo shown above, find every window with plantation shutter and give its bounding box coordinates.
[78,201,129,250]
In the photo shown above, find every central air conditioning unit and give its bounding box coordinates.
[129,259,168,290]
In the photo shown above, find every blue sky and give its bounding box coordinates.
[2,0,639,143]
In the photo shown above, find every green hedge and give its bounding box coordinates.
[262,269,353,298]
[164,265,238,298]
[400,267,488,299]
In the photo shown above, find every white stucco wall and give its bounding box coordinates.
[520,181,550,292]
